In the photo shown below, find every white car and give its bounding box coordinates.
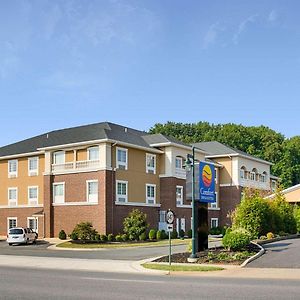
[7,227,37,246]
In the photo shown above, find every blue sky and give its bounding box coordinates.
[1,0,300,146]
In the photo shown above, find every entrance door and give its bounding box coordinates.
[180,218,186,233]
[27,217,38,233]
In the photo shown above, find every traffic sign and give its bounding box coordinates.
[166,210,175,224]
[167,224,173,232]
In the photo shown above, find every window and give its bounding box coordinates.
[240,167,246,179]
[159,210,166,223]
[27,217,38,233]
[87,180,98,203]
[8,160,18,178]
[116,180,128,203]
[7,218,17,230]
[209,192,218,209]
[53,151,65,165]
[211,218,219,228]
[28,157,39,176]
[175,157,183,169]
[250,172,255,181]
[176,186,183,206]
[146,184,156,204]
[88,146,99,161]
[8,188,17,206]
[28,186,38,205]
[53,183,65,204]
[116,147,128,170]
[146,154,156,174]
[272,180,277,192]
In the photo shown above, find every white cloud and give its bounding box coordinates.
[233,14,259,45]
[268,10,278,22]
[203,23,225,49]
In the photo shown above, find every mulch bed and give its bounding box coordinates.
[154,244,260,265]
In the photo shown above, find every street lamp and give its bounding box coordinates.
[185,146,197,260]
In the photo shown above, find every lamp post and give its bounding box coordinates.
[185,146,197,259]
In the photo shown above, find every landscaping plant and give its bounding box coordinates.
[222,228,251,251]
[58,230,67,240]
[71,222,98,241]
[148,229,156,241]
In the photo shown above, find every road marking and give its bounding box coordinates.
[81,277,165,284]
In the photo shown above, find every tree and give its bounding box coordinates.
[123,209,149,241]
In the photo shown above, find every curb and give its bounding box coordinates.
[254,234,300,246]
[240,241,265,267]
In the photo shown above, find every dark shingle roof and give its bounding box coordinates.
[194,141,271,164]
[0,122,191,157]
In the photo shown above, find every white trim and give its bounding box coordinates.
[177,204,192,209]
[116,180,128,203]
[0,204,43,209]
[146,153,156,174]
[146,184,156,204]
[116,147,128,170]
[219,183,233,187]
[86,180,98,203]
[28,157,39,176]
[0,151,42,161]
[53,182,65,204]
[8,187,18,207]
[208,207,220,211]
[46,167,112,176]
[87,146,100,161]
[265,183,300,199]
[27,217,38,233]
[52,202,98,207]
[28,186,39,205]
[115,201,161,208]
[7,217,17,231]
[176,185,184,206]
[149,142,207,153]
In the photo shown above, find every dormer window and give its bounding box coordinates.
[88,146,99,161]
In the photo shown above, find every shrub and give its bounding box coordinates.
[71,222,98,241]
[123,209,149,241]
[222,228,251,251]
[100,234,107,242]
[156,230,162,240]
[148,229,156,241]
[266,232,275,240]
[259,235,267,240]
[279,231,287,236]
[179,229,185,239]
[95,234,101,242]
[121,234,128,242]
[209,226,224,235]
[107,234,114,242]
[139,232,147,241]
[171,230,178,239]
[187,229,192,238]
[231,190,273,238]
[70,232,78,241]
[187,240,192,253]
[58,230,67,240]
[293,205,300,233]
[115,235,122,242]
[161,230,168,239]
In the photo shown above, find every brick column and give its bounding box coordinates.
[43,175,53,237]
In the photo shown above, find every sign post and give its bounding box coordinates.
[166,209,175,267]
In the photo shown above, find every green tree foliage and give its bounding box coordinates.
[149,121,300,188]
[123,209,149,241]
[293,205,300,233]
[71,222,97,241]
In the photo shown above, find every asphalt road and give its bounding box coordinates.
[0,240,188,260]
[247,238,300,268]
[1,266,300,299]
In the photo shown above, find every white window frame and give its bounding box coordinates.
[146,184,156,204]
[250,171,256,181]
[240,168,245,179]
[53,151,65,165]
[7,217,17,231]
[176,185,183,206]
[27,217,38,233]
[8,160,18,178]
[87,146,100,161]
[211,218,219,228]
[53,182,65,204]
[271,180,277,192]
[86,180,98,203]
[8,187,18,207]
[175,157,183,169]
[146,153,156,174]
[28,186,39,205]
[116,147,128,170]
[28,157,39,176]
[116,180,128,203]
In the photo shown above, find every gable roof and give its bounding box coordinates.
[0,122,194,158]
[194,141,272,165]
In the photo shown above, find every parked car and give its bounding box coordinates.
[7,227,37,246]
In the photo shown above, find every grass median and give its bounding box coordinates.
[56,239,190,249]
[142,263,224,272]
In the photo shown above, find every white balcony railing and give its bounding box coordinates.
[175,168,186,179]
[51,160,101,173]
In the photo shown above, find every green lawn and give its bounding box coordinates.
[142,263,224,272]
[56,239,190,249]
